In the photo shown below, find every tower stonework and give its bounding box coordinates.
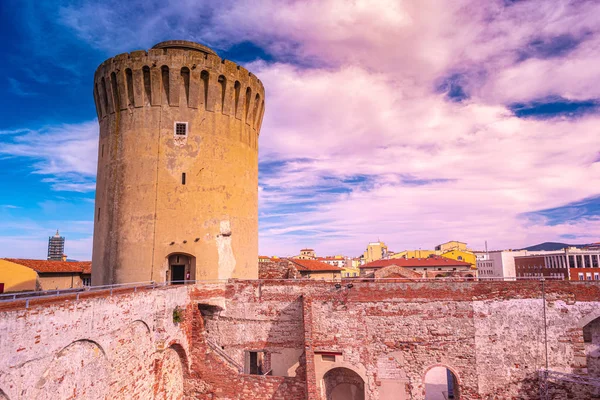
[92,40,265,285]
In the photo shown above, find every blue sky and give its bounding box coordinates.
[1,0,599,260]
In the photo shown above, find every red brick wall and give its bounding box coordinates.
[2,281,600,399]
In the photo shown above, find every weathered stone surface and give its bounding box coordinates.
[92,41,265,285]
[1,280,599,399]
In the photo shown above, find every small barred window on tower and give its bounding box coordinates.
[175,122,188,136]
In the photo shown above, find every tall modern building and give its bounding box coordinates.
[47,230,65,261]
[91,40,265,285]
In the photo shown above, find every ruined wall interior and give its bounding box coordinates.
[92,41,265,285]
[1,281,600,399]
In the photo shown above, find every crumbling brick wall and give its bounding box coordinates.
[258,259,300,279]
[1,281,600,399]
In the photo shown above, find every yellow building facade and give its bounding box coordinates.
[363,242,388,263]
[0,259,38,292]
[439,249,477,269]
[435,241,468,252]
[389,242,476,269]
[391,250,437,259]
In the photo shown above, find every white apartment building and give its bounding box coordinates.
[477,248,600,279]
[475,250,557,278]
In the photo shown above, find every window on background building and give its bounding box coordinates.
[579,273,584,280]
[595,273,599,281]
[570,256,576,269]
[82,277,91,286]
[587,273,592,280]
[578,255,585,269]
[593,256,599,268]
[585,255,592,268]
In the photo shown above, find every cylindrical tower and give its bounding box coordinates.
[91,40,265,285]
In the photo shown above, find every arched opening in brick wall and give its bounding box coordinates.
[167,253,196,283]
[323,367,365,400]
[154,345,186,400]
[424,366,459,399]
[583,317,600,376]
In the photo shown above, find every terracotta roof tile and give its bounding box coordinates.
[288,258,343,272]
[3,259,92,274]
[359,256,471,269]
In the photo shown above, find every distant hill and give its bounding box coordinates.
[521,242,588,251]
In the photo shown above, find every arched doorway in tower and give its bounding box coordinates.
[323,367,365,400]
[424,366,459,399]
[166,253,196,284]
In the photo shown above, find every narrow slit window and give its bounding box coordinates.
[101,144,104,158]
[175,122,188,136]
[246,351,267,375]
[126,68,135,106]
[97,208,100,221]
[182,173,186,185]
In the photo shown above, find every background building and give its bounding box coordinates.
[363,241,388,263]
[514,249,600,280]
[285,259,343,280]
[0,259,39,292]
[0,258,91,291]
[295,249,316,260]
[391,241,477,269]
[514,253,568,280]
[435,241,468,252]
[92,41,266,285]
[566,248,600,280]
[47,230,65,261]
[360,256,473,278]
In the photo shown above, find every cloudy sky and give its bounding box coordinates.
[1,0,599,260]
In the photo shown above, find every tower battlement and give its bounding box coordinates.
[93,42,265,136]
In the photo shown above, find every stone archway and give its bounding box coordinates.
[583,316,600,376]
[166,253,196,283]
[424,365,460,399]
[323,367,365,400]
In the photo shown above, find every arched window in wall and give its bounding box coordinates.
[142,66,152,106]
[234,81,241,115]
[244,87,252,122]
[424,366,459,399]
[100,77,109,112]
[125,68,135,106]
[161,66,170,105]
[218,75,227,112]
[181,67,190,107]
[110,72,120,110]
[200,71,209,108]
[583,317,600,376]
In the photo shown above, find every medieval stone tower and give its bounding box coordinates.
[91,40,265,285]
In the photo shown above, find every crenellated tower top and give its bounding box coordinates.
[93,40,265,134]
[151,40,217,55]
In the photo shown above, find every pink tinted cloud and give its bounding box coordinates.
[57,0,600,255]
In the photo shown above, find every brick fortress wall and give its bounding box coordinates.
[1,280,600,399]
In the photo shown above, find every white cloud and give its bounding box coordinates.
[256,62,600,255]
[0,120,98,192]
